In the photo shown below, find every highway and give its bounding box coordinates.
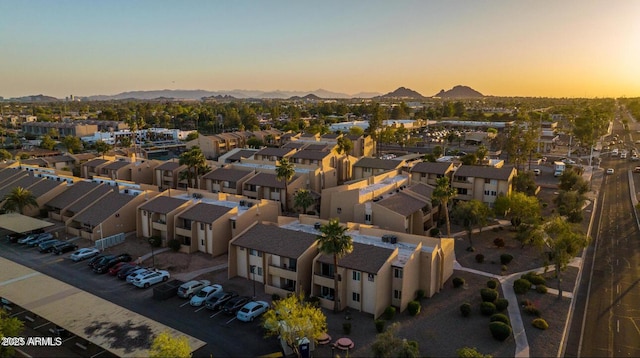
[566,109,640,357]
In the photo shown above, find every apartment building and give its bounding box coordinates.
[408,162,456,186]
[153,161,186,190]
[202,167,254,195]
[352,157,405,180]
[451,165,517,205]
[137,196,191,244]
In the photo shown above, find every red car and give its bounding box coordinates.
[109,262,133,276]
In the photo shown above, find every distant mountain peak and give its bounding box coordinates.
[434,85,484,98]
[378,87,424,99]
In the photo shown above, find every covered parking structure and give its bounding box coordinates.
[0,213,54,234]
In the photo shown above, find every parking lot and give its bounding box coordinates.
[0,231,281,357]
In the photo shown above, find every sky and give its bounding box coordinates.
[1,0,639,99]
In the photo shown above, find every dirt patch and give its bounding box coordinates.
[517,291,572,358]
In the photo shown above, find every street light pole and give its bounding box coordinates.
[250,265,256,299]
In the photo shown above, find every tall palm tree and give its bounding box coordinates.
[316,218,353,312]
[275,157,295,212]
[2,186,38,215]
[432,176,457,237]
[179,147,207,189]
[293,189,314,214]
[336,136,353,181]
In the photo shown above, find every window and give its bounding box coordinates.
[455,175,467,182]
[365,214,371,222]
[364,167,372,173]
[337,208,342,214]
[394,289,402,299]
[457,188,468,195]
[224,181,230,188]
[491,191,497,196]
[321,286,335,299]
[352,271,361,281]
[485,178,491,184]
[394,268,403,279]
[352,292,361,302]
[368,273,375,282]
[249,249,262,257]
[320,263,334,277]
[200,223,205,230]
[257,267,263,276]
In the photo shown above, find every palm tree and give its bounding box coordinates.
[336,137,353,181]
[2,186,38,215]
[275,157,295,212]
[316,218,353,312]
[293,189,314,214]
[432,176,457,237]
[179,147,207,189]
[94,140,111,159]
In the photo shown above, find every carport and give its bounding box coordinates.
[0,213,54,233]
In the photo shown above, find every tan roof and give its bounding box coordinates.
[377,192,429,217]
[0,213,54,233]
[139,196,188,214]
[405,183,435,200]
[42,155,75,164]
[46,181,102,209]
[255,147,295,158]
[318,241,394,274]
[202,167,253,182]
[454,165,516,181]
[232,223,317,258]
[244,172,291,189]
[353,157,403,170]
[177,203,232,223]
[282,142,307,149]
[305,143,334,151]
[290,150,331,160]
[21,158,48,166]
[102,161,130,170]
[225,149,257,162]
[65,184,114,214]
[155,161,182,171]
[72,192,136,226]
[84,158,109,169]
[411,161,453,175]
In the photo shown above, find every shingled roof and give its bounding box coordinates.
[65,184,114,214]
[454,165,516,181]
[410,161,453,175]
[101,161,130,170]
[377,192,429,217]
[232,223,318,259]
[317,241,394,274]
[405,183,435,200]
[139,196,188,214]
[353,157,403,170]
[72,192,136,227]
[290,150,331,161]
[155,161,182,171]
[46,181,102,209]
[202,167,254,182]
[0,176,41,198]
[27,179,63,197]
[177,203,232,223]
[255,147,295,158]
[244,172,293,188]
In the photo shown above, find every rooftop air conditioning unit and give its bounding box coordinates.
[389,235,398,244]
[314,222,321,230]
[381,235,390,243]
[239,200,246,207]
[247,202,254,208]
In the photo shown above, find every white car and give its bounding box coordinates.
[236,301,269,322]
[606,168,615,175]
[533,169,541,176]
[126,268,153,283]
[69,248,100,262]
[132,270,170,288]
[189,284,223,306]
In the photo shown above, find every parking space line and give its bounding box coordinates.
[180,301,191,308]
[209,311,222,318]
[34,322,50,330]
[194,306,206,312]
[225,316,236,324]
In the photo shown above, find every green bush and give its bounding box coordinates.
[513,278,532,294]
[457,347,492,358]
[522,272,546,286]
[489,321,512,341]
[167,239,181,252]
[480,288,499,303]
[536,284,548,294]
[342,322,352,334]
[532,318,549,330]
[520,299,532,307]
[416,289,425,300]
[375,319,386,333]
[453,277,465,288]
[487,280,498,289]
[475,254,485,263]
[495,298,509,312]
[500,253,514,265]
[407,301,421,316]
[501,265,507,272]
[524,304,541,317]
[493,238,505,248]
[271,293,281,301]
[429,228,440,237]
[148,236,162,248]
[307,296,320,307]
[460,303,472,317]
[384,306,396,320]
[480,302,496,316]
[490,313,510,325]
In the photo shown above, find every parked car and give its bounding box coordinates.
[6,233,27,244]
[635,167,640,173]
[131,270,170,288]
[222,296,251,315]
[118,265,142,280]
[38,239,62,253]
[28,233,54,247]
[108,262,132,276]
[93,253,132,274]
[236,301,269,322]
[88,254,113,269]
[53,242,79,255]
[606,168,615,175]
[126,268,153,283]
[189,284,223,306]
[205,291,238,311]
[533,169,541,176]
[21,233,48,246]
[177,280,211,299]
[69,247,100,261]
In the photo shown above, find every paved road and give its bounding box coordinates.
[566,110,640,357]
[0,240,280,357]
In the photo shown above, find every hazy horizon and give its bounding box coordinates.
[1,0,639,99]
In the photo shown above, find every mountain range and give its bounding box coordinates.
[6,85,485,101]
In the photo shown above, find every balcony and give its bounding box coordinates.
[269,264,297,281]
[152,221,167,231]
[175,226,191,237]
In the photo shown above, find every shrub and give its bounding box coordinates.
[480,302,496,316]
[475,254,485,263]
[342,322,351,334]
[522,272,546,286]
[487,280,498,289]
[490,313,510,325]
[416,289,425,300]
[500,253,513,265]
[532,318,549,330]
[501,265,507,272]
[513,279,532,294]
[520,299,532,307]
[460,303,472,317]
[493,238,505,248]
[457,347,492,358]
[489,321,512,341]
[271,293,281,301]
[407,301,421,316]
[307,296,320,307]
[384,306,396,320]
[524,304,541,317]
[375,319,386,333]
[453,277,465,288]
[495,298,509,312]
[149,236,162,248]
[536,284,548,294]
[167,239,181,252]
[492,227,500,232]
[429,228,440,237]
[480,288,499,303]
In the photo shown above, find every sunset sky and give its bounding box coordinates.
[1,0,639,99]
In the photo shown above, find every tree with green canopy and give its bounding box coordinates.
[149,331,191,358]
[316,218,353,312]
[276,157,295,212]
[432,176,457,237]
[2,186,38,215]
